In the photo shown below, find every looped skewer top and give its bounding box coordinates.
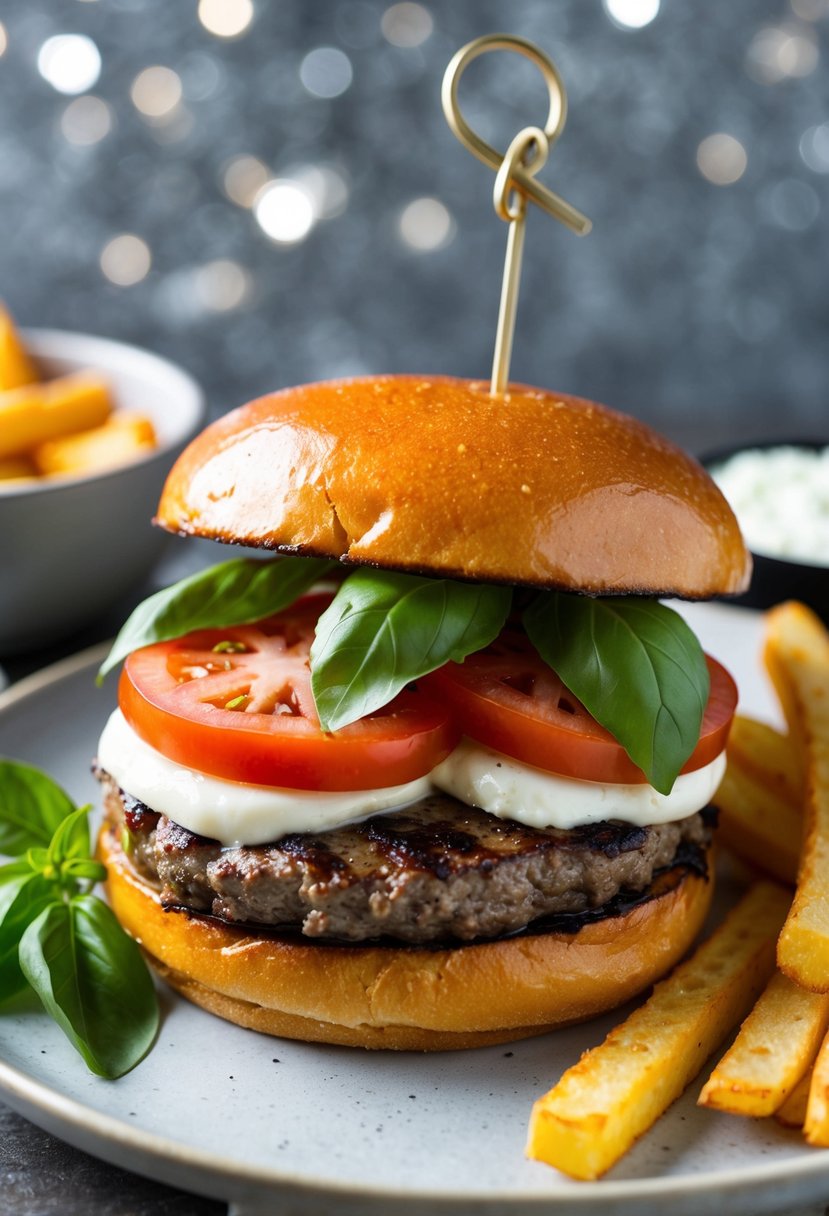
[441,34,592,396]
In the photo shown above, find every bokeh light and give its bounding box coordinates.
[197,0,255,39]
[398,197,454,251]
[746,25,818,83]
[603,0,660,30]
[131,66,183,120]
[100,234,152,286]
[60,95,112,146]
[223,154,270,207]
[790,0,829,18]
[292,164,350,219]
[0,23,7,58]
[37,34,101,95]
[254,180,315,243]
[381,3,434,48]
[800,123,829,173]
[761,178,820,230]
[299,47,353,98]
[696,133,747,186]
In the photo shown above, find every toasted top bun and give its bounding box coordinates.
[156,375,750,597]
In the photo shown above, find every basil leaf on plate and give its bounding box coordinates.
[311,569,512,732]
[46,806,92,869]
[0,872,57,1003]
[523,594,709,795]
[19,896,159,1079]
[98,555,338,682]
[0,759,76,856]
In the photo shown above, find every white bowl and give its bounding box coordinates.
[0,329,205,653]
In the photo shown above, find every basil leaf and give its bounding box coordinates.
[47,806,91,868]
[60,859,108,885]
[0,760,76,856]
[98,555,338,682]
[524,594,709,795]
[311,570,512,732]
[0,873,56,1003]
[19,896,159,1078]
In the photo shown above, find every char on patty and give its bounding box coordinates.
[97,767,711,944]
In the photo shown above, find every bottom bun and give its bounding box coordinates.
[100,826,713,1051]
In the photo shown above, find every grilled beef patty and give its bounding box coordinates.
[98,767,711,944]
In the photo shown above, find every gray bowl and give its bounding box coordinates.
[0,329,204,654]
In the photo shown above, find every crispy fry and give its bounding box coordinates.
[776,1070,812,1129]
[0,373,112,459]
[33,412,156,476]
[0,303,38,390]
[713,761,801,886]
[698,971,829,1117]
[806,1029,829,1144]
[765,603,829,992]
[526,882,789,1180]
[727,715,804,809]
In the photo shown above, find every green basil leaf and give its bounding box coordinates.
[0,874,56,1003]
[0,760,76,856]
[523,594,710,795]
[19,896,159,1078]
[311,570,512,732]
[47,806,91,869]
[60,859,108,885]
[98,555,338,682]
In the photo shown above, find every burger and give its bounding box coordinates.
[94,375,749,1050]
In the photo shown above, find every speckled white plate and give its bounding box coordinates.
[2,606,829,1216]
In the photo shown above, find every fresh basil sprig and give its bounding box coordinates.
[310,569,512,732]
[524,594,710,795]
[98,555,338,682]
[0,760,158,1078]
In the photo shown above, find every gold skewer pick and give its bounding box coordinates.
[442,34,592,397]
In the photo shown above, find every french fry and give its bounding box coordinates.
[727,715,804,809]
[765,603,829,992]
[526,882,789,1180]
[698,971,829,1117]
[713,761,801,886]
[0,372,111,459]
[33,412,156,476]
[0,304,38,390]
[805,1029,829,1144]
[776,1070,812,1129]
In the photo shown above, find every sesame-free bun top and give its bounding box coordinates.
[156,376,751,597]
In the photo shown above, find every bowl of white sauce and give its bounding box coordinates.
[705,440,829,619]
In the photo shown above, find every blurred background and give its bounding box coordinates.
[0,0,827,454]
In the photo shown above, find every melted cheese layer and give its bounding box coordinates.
[98,709,725,847]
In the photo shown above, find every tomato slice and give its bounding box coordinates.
[119,595,459,791]
[422,631,737,785]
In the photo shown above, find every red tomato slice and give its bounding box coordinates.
[119,596,459,791]
[422,632,737,785]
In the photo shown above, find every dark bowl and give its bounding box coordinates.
[700,439,829,624]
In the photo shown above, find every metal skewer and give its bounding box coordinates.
[441,34,592,397]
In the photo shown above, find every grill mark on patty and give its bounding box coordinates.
[96,767,713,945]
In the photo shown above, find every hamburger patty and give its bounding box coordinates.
[98,768,711,944]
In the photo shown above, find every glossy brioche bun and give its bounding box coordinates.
[156,376,750,598]
[100,825,713,1051]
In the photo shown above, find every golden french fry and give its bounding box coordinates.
[713,761,801,886]
[765,603,829,992]
[0,373,112,459]
[526,882,789,1180]
[33,412,156,476]
[806,1028,829,1144]
[727,715,804,809]
[0,455,37,482]
[776,1070,812,1129]
[0,304,38,390]
[698,971,829,1117]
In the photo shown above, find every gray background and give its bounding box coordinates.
[0,0,827,454]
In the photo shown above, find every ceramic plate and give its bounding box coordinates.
[1,605,828,1216]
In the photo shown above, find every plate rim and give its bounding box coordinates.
[3,637,829,1210]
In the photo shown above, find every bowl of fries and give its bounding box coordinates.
[0,315,204,653]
